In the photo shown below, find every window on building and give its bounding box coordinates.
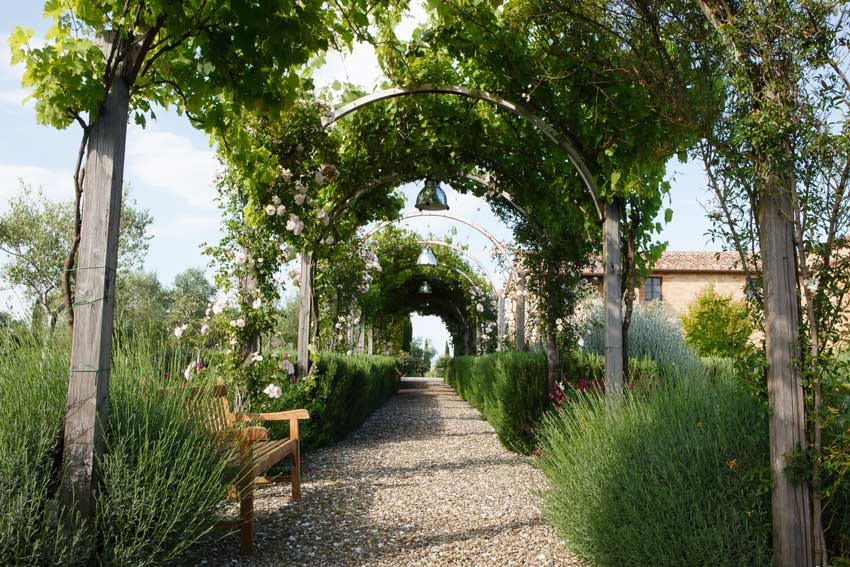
[644,277,662,301]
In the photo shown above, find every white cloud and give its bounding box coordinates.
[0,163,73,203]
[125,125,219,210]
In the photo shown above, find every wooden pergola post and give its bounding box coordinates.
[761,180,813,566]
[603,200,624,398]
[496,292,506,350]
[515,272,526,351]
[357,313,366,353]
[296,251,313,377]
[61,61,131,517]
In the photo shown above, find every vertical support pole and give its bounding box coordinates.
[296,251,313,377]
[760,177,813,567]
[496,292,506,351]
[367,327,374,355]
[358,313,366,353]
[240,249,259,360]
[61,70,130,518]
[603,200,623,398]
[515,272,526,351]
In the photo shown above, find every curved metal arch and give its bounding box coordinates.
[360,210,514,270]
[324,171,543,241]
[324,84,603,220]
[415,239,500,296]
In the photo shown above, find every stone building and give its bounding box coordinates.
[582,251,750,316]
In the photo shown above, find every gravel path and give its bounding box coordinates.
[193,377,582,567]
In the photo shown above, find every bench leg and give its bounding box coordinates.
[238,476,254,555]
[291,441,301,500]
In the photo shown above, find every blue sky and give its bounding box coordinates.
[0,4,719,355]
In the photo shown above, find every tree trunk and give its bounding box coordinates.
[603,199,624,398]
[296,251,313,377]
[760,173,814,567]
[60,71,130,519]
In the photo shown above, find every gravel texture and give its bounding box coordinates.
[191,377,582,567]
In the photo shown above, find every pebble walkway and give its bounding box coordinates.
[194,377,582,567]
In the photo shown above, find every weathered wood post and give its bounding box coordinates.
[357,313,366,353]
[515,272,526,351]
[603,200,623,398]
[296,251,313,377]
[61,43,131,517]
[496,292,505,351]
[761,178,813,566]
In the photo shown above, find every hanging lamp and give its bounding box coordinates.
[414,178,449,211]
[416,245,438,267]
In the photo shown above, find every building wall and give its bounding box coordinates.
[643,272,748,316]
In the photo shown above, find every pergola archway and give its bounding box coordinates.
[319,84,623,394]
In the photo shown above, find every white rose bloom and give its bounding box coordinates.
[252,297,262,309]
[324,235,334,245]
[229,320,237,327]
[236,318,246,328]
[294,193,306,206]
[271,195,281,205]
[201,324,210,335]
[314,171,326,185]
[265,204,276,216]
[281,168,293,182]
[276,204,286,216]
[263,383,282,399]
[295,180,305,193]
[335,322,343,330]
[174,325,186,338]
[229,337,237,346]
[577,337,585,349]
[476,303,484,313]
[234,251,247,264]
[212,296,227,314]
[317,209,327,220]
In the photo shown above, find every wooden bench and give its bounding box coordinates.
[209,378,310,555]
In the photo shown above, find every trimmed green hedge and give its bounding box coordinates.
[252,353,402,450]
[446,351,676,454]
[446,352,549,454]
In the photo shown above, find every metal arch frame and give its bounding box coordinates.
[360,210,514,275]
[306,85,622,395]
[323,84,603,220]
[415,239,500,297]
[322,171,545,243]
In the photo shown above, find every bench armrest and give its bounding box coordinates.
[234,409,310,422]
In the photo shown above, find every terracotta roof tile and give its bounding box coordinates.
[583,251,749,276]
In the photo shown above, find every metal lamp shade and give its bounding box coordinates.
[414,178,449,211]
[419,281,433,294]
[416,246,438,267]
